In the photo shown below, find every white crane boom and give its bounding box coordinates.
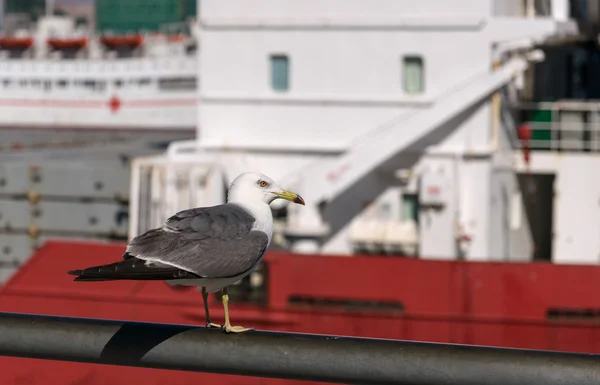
[283,57,528,251]
[297,57,527,206]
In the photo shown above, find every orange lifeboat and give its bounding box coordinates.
[47,37,88,50]
[100,34,143,49]
[0,36,34,49]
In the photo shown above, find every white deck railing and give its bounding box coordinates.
[512,100,600,153]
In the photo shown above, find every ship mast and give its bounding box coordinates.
[46,0,55,16]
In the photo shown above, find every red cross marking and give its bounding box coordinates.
[108,96,121,113]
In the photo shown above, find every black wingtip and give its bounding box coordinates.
[67,269,82,276]
[73,276,94,282]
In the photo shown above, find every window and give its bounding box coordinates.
[270,54,289,91]
[402,56,424,94]
[158,77,196,91]
[80,79,106,92]
[82,79,96,89]
[401,194,419,223]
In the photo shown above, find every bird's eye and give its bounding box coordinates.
[258,180,269,188]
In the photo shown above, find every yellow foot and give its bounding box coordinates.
[206,322,221,329]
[223,325,254,334]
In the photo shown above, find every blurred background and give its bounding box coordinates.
[0,0,599,384]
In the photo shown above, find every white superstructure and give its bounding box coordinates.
[0,15,198,130]
[130,0,599,265]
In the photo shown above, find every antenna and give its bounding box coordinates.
[46,0,55,17]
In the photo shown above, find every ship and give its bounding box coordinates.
[2,0,600,384]
[0,0,198,131]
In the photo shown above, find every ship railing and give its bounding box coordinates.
[128,155,224,240]
[0,312,597,385]
[511,100,600,153]
[158,20,191,36]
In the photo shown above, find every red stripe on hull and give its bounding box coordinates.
[0,98,197,108]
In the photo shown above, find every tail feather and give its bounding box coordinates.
[67,257,200,282]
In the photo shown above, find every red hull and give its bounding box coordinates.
[0,241,599,384]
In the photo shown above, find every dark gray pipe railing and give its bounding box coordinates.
[0,312,599,385]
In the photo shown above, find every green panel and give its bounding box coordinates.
[531,129,552,142]
[5,0,45,21]
[529,109,552,142]
[96,0,197,34]
[185,0,198,16]
[530,109,552,122]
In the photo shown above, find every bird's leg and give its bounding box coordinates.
[201,286,221,329]
[221,287,254,333]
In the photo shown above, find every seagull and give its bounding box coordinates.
[67,172,305,333]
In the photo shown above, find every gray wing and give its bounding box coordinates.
[125,203,269,279]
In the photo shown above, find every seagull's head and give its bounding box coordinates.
[228,172,305,206]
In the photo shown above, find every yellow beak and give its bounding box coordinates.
[274,190,305,205]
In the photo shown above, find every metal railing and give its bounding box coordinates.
[0,312,599,385]
[512,101,600,153]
